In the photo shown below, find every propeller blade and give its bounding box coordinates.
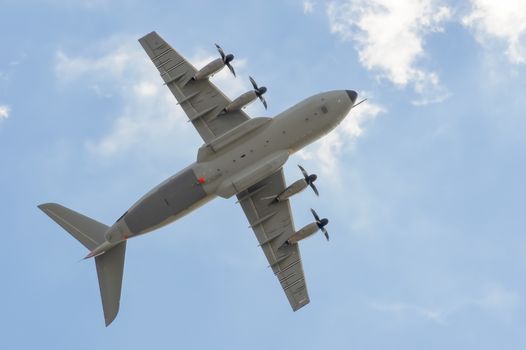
[215,43,225,60]
[298,165,309,179]
[226,62,236,77]
[322,227,329,241]
[249,76,258,90]
[259,95,267,109]
[310,182,319,196]
[310,208,320,222]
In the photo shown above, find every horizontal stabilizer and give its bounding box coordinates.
[38,203,107,250]
[38,202,126,326]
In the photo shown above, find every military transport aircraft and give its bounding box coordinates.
[39,31,359,326]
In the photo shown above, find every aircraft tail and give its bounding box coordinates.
[38,203,126,326]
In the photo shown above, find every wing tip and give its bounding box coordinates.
[292,298,310,312]
[38,203,64,216]
[104,305,120,327]
[138,30,158,43]
[37,202,58,210]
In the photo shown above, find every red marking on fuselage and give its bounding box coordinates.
[198,177,206,184]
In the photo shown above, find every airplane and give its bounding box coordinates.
[38,31,359,326]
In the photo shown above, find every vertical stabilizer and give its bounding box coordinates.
[38,203,126,326]
[95,241,126,326]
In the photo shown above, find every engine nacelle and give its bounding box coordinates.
[275,178,308,202]
[194,58,224,80]
[224,91,258,112]
[287,223,319,244]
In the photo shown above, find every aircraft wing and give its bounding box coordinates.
[138,31,249,143]
[236,169,310,311]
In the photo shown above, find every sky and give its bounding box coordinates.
[1,0,526,349]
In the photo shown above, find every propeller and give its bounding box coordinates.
[310,208,329,241]
[215,43,236,77]
[298,165,319,196]
[249,76,268,109]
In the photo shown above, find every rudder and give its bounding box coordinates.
[38,203,126,326]
[96,241,126,326]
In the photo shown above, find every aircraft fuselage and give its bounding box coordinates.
[104,90,356,243]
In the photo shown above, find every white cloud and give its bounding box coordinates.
[326,0,451,104]
[303,0,315,14]
[341,98,384,138]
[55,36,252,158]
[0,105,10,120]
[463,0,526,64]
[55,44,136,83]
[297,96,385,176]
[473,285,521,313]
[370,284,521,325]
[371,300,448,324]
[55,35,380,173]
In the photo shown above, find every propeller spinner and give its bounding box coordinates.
[310,208,329,241]
[249,76,268,109]
[215,43,236,77]
[298,165,319,196]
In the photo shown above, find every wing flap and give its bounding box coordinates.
[237,170,310,311]
[139,31,250,143]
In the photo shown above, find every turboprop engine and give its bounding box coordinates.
[274,165,319,202]
[287,209,330,244]
[193,43,236,80]
[224,76,267,113]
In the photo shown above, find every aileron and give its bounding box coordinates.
[139,31,250,143]
[237,170,311,311]
[41,30,357,325]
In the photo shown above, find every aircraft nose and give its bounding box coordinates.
[346,90,358,104]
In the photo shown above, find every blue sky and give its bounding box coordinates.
[2,0,526,349]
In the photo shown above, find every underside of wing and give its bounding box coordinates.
[138,31,250,143]
[237,169,310,311]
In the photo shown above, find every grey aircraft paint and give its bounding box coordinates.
[122,166,208,236]
[38,30,359,326]
[107,90,356,242]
